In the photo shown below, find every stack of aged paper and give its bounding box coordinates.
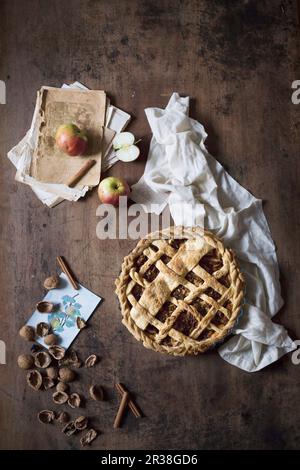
[7,82,130,207]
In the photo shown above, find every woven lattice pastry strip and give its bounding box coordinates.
[115,226,245,356]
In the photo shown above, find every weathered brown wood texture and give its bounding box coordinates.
[0,0,300,450]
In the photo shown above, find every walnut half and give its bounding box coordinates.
[74,416,88,431]
[85,354,98,368]
[27,370,43,391]
[68,393,81,408]
[80,429,98,447]
[89,385,104,401]
[38,410,55,424]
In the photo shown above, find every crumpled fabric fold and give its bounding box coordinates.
[131,92,295,372]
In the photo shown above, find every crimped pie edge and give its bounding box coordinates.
[115,226,245,356]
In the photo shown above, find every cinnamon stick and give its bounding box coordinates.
[67,159,96,188]
[56,256,79,290]
[115,383,142,418]
[113,391,129,428]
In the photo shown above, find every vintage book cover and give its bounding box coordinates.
[30,86,106,186]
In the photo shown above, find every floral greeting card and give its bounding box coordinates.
[27,273,102,349]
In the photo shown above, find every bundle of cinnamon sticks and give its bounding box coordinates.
[113,383,142,428]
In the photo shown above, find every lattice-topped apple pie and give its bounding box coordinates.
[115,226,244,356]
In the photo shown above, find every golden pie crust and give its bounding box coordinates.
[115,226,245,356]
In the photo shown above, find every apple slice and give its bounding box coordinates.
[112,132,140,162]
[113,132,135,150]
[116,145,140,162]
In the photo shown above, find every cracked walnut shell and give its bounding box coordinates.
[56,411,70,425]
[80,429,98,447]
[17,354,34,370]
[74,416,88,431]
[68,393,81,408]
[76,317,86,330]
[52,391,69,404]
[38,410,55,424]
[89,385,104,401]
[34,351,52,368]
[27,370,43,391]
[31,343,42,353]
[36,322,50,337]
[43,376,56,390]
[44,275,60,290]
[62,421,77,436]
[49,345,65,360]
[59,349,81,368]
[85,354,98,368]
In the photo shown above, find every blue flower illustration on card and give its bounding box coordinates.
[48,294,83,333]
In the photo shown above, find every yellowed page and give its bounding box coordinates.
[31,86,106,186]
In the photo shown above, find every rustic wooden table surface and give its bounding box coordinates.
[0,0,300,450]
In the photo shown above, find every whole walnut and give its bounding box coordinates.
[59,367,76,383]
[46,366,58,380]
[44,334,58,346]
[56,381,69,393]
[17,354,34,370]
[19,325,35,342]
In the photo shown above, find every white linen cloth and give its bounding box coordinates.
[131,92,296,372]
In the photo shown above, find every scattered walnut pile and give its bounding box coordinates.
[19,322,59,346]
[37,409,97,445]
[18,334,102,447]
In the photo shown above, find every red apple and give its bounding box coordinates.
[55,123,88,156]
[98,176,130,207]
